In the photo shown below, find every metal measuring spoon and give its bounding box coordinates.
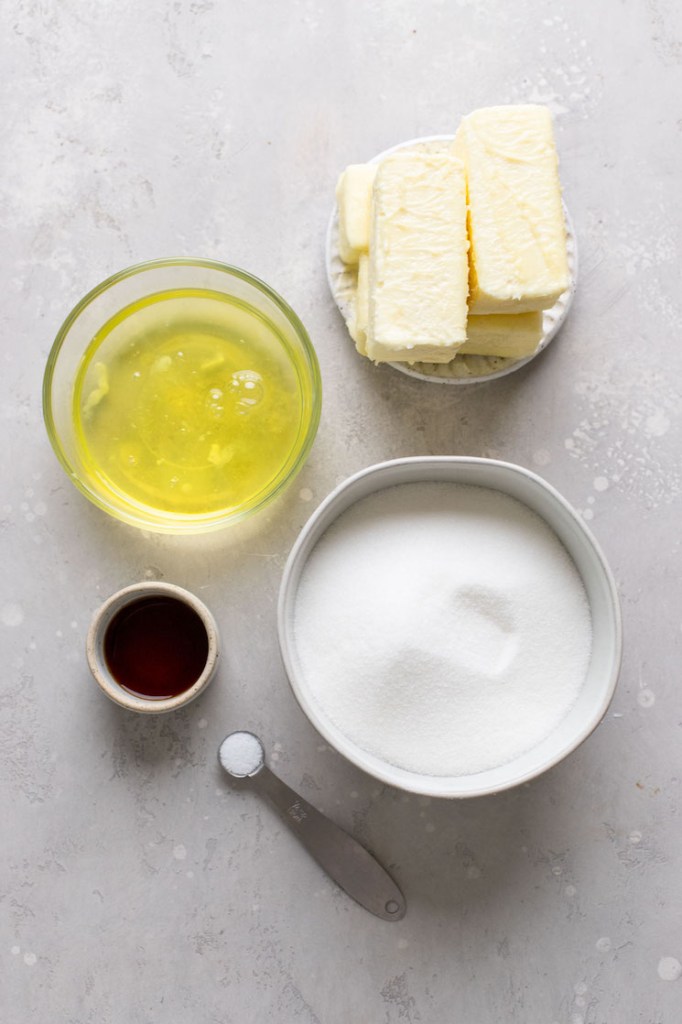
[218,731,406,921]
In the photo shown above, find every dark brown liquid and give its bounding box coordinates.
[104,596,210,700]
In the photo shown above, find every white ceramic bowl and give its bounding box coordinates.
[278,458,622,798]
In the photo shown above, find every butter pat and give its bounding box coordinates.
[367,152,468,364]
[336,164,378,265]
[460,312,543,358]
[453,105,569,314]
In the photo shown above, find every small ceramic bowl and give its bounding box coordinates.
[278,457,622,798]
[87,581,220,713]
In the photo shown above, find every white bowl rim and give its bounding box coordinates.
[278,456,622,798]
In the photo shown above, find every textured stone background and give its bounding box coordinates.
[2,1,681,1021]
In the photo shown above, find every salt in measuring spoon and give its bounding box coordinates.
[218,731,406,921]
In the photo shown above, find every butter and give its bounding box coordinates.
[460,312,543,358]
[336,164,378,265]
[348,255,369,355]
[453,105,569,314]
[354,281,543,359]
[367,152,468,364]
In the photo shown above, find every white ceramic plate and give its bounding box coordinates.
[326,135,578,385]
[278,458,621,798]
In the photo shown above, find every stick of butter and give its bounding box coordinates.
[459,312,543,358]
[453,105,569,314]
[367,151,468,364]
[353,290,543,360]
[348,255,369,356]
[336,164,378,265]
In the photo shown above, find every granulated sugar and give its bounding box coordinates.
[293,482,592,777]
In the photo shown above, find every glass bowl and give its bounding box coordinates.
[43,258,321,533]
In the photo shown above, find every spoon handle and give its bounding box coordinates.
[253,765,406,921]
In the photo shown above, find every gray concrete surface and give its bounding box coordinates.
[2,1,681,1021]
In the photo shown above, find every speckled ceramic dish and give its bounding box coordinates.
[87,581,220,714]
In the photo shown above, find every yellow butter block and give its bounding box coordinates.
[367,152,468,364]
[453,105,569,314]
[348,255,369,356]
[336,164,378,265]
[459,312,543,358]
